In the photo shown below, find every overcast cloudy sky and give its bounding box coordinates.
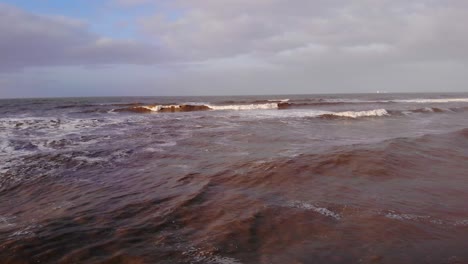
[1,0,467,98]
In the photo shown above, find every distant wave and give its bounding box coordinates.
[318,107,468,119]
[311,97,468,104]
[394,98,468,103]
[114,103,278,113]
[207,103,278,111]
[318,109,389,119]
[319,98,468,104]
[277,101,392,109]
[113,104,211,113]
[392,106,468,116]
[69,97,468,115]
[109,103,468,121]
[410,107,445,113]
[278,98,468,108]
[218,99,289,105]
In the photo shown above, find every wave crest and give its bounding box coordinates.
[115,104,211,113]
[207,103,278,111]
[319,109,389,119]
[115,103,279,113]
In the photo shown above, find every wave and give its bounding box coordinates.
[393,106,468,116]
[218,99,289,105]
[54,104,95,109]
[207,103,278,111]
[109,100,468,117]
[410,107,445,113]
[278,98,468,108]
[113,104,393,115]
[394,98,468,103]
[318,106,467,119]
[275,98,468,109]
[318,109,389,119]
[114,103,278,113]
[269,98,290,103]
[277,101,389,109]
[222,127,468,187]
[114,104,212,113]
[318,97,468,104]
[287,200,341,220]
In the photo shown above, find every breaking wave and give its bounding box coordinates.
[319,109,389,119]
[409,107,445,113]
[114,104,211,113]
[114,103,279,113]
[317,106,467,119]
[207,103,278,111]
[88,96,468,115]
[277,98,468,108]
[109,104,468,123]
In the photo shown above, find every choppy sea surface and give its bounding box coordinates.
[1,93,468,264]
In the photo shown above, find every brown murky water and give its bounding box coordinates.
[1,93,468,263]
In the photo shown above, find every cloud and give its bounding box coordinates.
[130,0,468,94]
[115,0,153,6]
[0,3,168,71]
[4,0,468,71]
[138,0,468,65]
[1,0,468,97]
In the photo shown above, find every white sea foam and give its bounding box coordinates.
[9,224,41,238]
[237,109,328,119]
[143,147,164,152]
[385,211,468,227]
[0,139,13,154]
[287,201,341,220]
[208,103,278,111]
[385,212,429,221]
[0,216,16,230]
[210,256,243,264]
[156,141,177,147]
[141,104,209,112]
[0,117,111,134]
[454,220,468,227]
[324,98,386,103]
[383,211,454,226]
[10,229,33,237]
[422,107,435,112]
[326,109,389,118]
[268,98,290,103]
[73,156,109,164]
[142,105,171,111]
[182,246,243,264]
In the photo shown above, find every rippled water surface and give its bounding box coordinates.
[1,93,468,263]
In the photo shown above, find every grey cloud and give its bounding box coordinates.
[2,0,468,97]
[138,0,468,66]
[0,3,168,71]
[4,0,467,72]
[133,0,468,94]
[115,0,152,6]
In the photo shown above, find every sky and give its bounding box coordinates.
[1,0,468,98]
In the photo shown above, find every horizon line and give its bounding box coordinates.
[1,91,467,100]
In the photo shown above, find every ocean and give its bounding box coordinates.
[1,93,468,263]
